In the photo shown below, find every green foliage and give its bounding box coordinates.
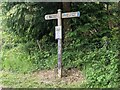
[30,50,57,70]
[1,44,37,73]
[1,2,57,42]
[84,46,120,88]
[62,51,84,70]
[1,32,57,73]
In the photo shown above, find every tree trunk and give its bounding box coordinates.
[118,2,120,29]
[117,2,120,71]
[62,2,71,45]
[57,2,62,9]
[107,3,113,29]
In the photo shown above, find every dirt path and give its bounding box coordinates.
[33,68,85,85]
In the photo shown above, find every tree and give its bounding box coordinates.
[62,2,72,46]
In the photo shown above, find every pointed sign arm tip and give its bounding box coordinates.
[77,11,80,17]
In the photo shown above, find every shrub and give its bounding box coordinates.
[84,46,120,88]
[1,44,37,73]
[62,51,84,70]
[30,49,57,70]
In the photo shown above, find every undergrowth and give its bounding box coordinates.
[1,31,120,88]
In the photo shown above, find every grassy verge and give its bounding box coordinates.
[0,71,85,88]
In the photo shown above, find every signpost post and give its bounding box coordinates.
[45,9,80,78]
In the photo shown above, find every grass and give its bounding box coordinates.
[0,71,86,88]
[1,71,40,88]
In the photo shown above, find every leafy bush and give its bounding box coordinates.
[62,50,84,70]
[1,32,58,72]
[30,50,57,70]
[84,46,120,88]
[1,44,37,73]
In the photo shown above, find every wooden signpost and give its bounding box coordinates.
[45,9,80,78]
